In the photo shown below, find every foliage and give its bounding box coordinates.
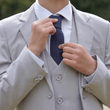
[0,0,110,21]
[0,0,35,20]
[71,0,110,21]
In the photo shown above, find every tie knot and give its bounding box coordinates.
[49,15,63,29]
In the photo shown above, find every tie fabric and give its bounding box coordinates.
[49,15,64,65]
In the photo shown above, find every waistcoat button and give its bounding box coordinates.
[56,74,62,81]
[57,98,63,104]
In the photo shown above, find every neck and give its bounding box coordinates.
[38,0,69,14]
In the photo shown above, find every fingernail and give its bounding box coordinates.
[59,45,61,49]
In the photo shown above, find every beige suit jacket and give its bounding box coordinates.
[0,3,110,110]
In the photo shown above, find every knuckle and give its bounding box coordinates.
[52,26,55,30]
[41,28,48,35]
[32,22,35,26]
[50,22,53,25]
[63,59,67,64]
[65,42,70,46]
[52,26,56,32]
[36,25,41,32]
[78,44,83,47]
[54,28,56,33]
[72,60,77,66]
[80,45,83,48]
[74,55,79,61]
[32,22,39,29]
[62,53,65,57]
[63,47,67,51]
[47,18,51,22]
[41,28,44,33]
[78,44,84,50]
[32,22,36,28]
[75,49,81,55]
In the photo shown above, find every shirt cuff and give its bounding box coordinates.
[84,72,96,83]
[84,55,97,83]
[27,47,44,68]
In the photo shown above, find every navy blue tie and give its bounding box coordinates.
[49,15,64,65]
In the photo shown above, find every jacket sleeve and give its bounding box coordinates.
[82,23,110,108]
[0,22,47,110]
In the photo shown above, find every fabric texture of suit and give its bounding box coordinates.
[0,3,110,110]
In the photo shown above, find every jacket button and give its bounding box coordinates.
[34,74,43,83]
[48,92,53,99]
[56,74,62,81]
[85,87,93,94]
[57,98,63,104]
[38,74,43,80]
[34,79,39,83]
[85,87,90,93]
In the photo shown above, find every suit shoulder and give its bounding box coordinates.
[0,3,34,33]
[75,9,110,39]
[77,9,109,33]
[78,10,109,24]
[0,12,24,29]
[0,12,25,42]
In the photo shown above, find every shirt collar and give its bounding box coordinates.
[34,0,72,21]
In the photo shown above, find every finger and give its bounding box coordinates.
[43,21,53,28]
[59,44,65,49]
[35,18,57,25]
[39,18,51,24]
[62,53,73,60]
[40,18,58,24]
[34,19,44,25]
[45,25,56,35]
[65,42,79,48]
[41,18,58,28]
[63,46,74,54]
[59,42,79,49]
[63,58,75,68]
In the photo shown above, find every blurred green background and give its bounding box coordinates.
[0,0,110,21]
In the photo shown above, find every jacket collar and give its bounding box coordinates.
[19,3,37,45]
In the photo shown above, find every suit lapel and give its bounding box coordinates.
[70,5,94,54]
[19,3,37,45]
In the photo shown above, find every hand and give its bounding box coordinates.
[59,42,97,75]
[28,18,58,57]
